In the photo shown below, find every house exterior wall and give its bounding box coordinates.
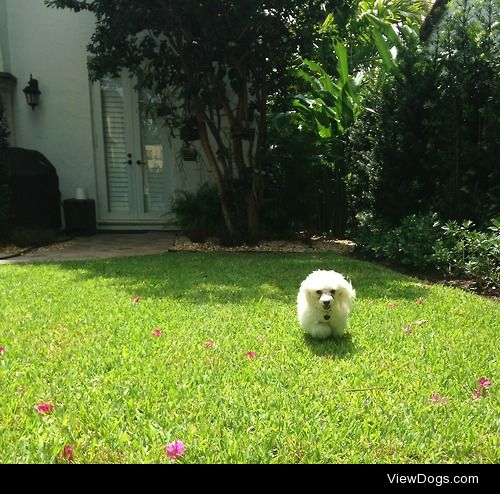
[0,0,16,144]
[3,0,98,204]
[1,0,210,229]
[0,0,11,72]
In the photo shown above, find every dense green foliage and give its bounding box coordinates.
[0,253,497,463]
[344,1,500,290]
[269,1,430,235]
[0,97,9,241]
[433,218,500,288]
[349,0,500,226]
[267,0,499,246]
[353,214,500,289]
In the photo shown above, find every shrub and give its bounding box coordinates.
[352,214,440,269]
[352,213,500,289]
[170,183,225,243]
[347,0,500,228]
[432,218,500,288]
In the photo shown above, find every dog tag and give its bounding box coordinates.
[324,315,331,320]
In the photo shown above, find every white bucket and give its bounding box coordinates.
[75,187,87,200]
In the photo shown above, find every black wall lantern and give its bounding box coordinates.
[23,75,41,110]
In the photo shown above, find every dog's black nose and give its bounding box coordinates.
[323,301,331,308]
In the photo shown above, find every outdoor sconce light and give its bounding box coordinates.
[23,75,41,110]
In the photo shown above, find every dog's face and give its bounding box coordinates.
[299,270,356,314]
[306,286,337,311]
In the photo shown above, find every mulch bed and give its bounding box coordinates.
[0,239,75,260]
[169,235,356,254]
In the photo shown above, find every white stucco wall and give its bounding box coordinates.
[4,0,97,203]
[0,0,16,144]
[0,0,11,72]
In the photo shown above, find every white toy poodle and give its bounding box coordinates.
[297,269,356,339]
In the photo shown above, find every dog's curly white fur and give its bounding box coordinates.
[297,270,356,339]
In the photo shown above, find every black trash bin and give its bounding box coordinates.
[63,199,97,235]
[6,147,62,230]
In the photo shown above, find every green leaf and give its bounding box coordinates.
[301,59,340,96]
[334,42,349,84]
[372,29,397,72]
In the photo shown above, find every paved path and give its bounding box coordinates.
[0,232,176,264]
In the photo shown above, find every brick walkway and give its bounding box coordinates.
[0,232,176,264]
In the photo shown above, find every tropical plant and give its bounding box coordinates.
[284,0,430,235]
[169,183,225,243]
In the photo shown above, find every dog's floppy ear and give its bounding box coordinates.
[304,286,318,304]
[336,278,356,307]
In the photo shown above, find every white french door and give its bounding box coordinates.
[91,73,169,227]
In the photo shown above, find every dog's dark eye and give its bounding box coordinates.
[316,290,322,295]
[330,289,336,295]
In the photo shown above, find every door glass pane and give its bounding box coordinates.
[139,90,167,213]
[100,77,130,213]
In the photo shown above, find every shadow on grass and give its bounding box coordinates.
[45,251,431,305]
[303,332,357,360]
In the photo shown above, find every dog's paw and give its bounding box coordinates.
[307,323,332,340]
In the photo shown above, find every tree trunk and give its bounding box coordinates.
[197,117,239,240]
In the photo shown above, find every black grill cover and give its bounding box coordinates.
[6,147,61,230]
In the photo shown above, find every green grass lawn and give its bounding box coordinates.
[0,252,497,463]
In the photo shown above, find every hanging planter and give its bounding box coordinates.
[182,143,197,162]
[180,117,199,142]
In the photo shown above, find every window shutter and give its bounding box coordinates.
[100,79,130,213]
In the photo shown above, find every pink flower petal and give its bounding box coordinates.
[429,393,442,404]
[205,339,215,347]
[35,402,55,415]
[429,393,448,404]
[151,329,162,336]
[472,389,482,399]
[131,295,141,303]
[0,346,4,355]
[62,444,74,462]
[246,351,256,360]
[165,440,185,460]
[478,377,491,389]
